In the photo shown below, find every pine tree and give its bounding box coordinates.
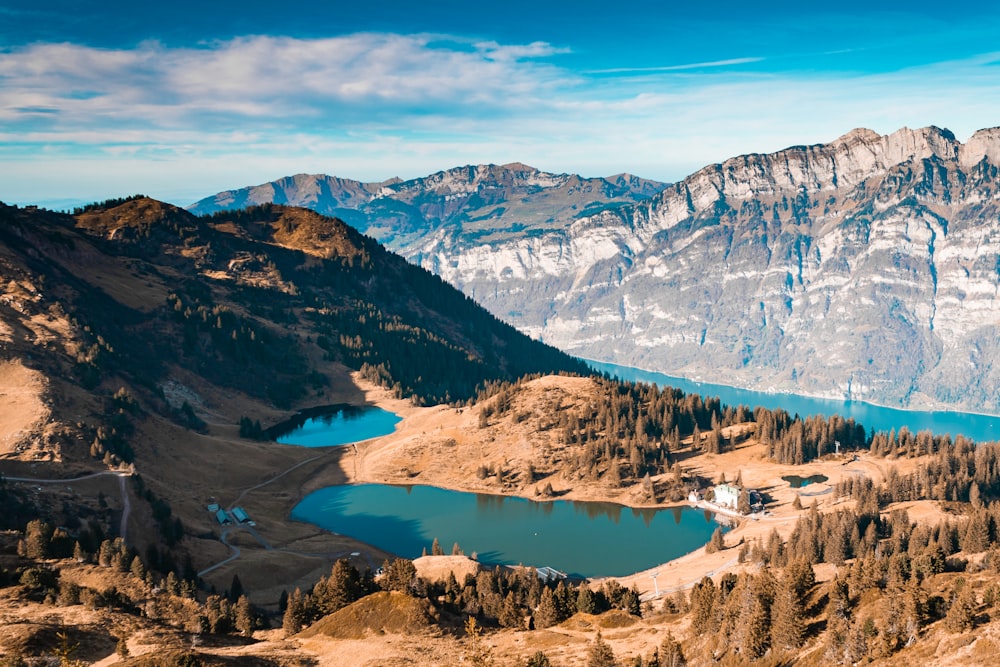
[901,577,926,645]
[24,520,53,559]
[577,584,596,614]
[770,573,805,651]
[689,577,717,633]
[499,591,524,629]
[553,581,573,620]
[535,587,559,628]
[228,573,244,602]
[607,458,622,487]
[945,583,976,632]
[705,429,721,454]
[432,537,444,556]
[961,510,991,553]
[234,595,255,637]
[737,487,751,515]
[282,588,308,636]
[786,558,815,599]
[588,631,616,667]
[524,651,552,667]
[165,571,181,596]
[742,595,771,660]
[659,630,686,667]
[129,555,146,580]
[621,587,641,616]
[317,559,361,614]
[380,558,416,593]
[464,616,495,667]
[705,527,725,554]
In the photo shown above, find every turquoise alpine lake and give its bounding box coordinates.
[291,484,727,578]
[588,361,1000,443]
[271,405,402,448]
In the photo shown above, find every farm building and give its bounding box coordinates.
[215,509,230,525]
[232,507,250,523]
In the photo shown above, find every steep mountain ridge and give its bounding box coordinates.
[189,163,667,248]
[432,126,1000,413]
[190,126,1000,413]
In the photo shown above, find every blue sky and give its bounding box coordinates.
[2,1,1000,206]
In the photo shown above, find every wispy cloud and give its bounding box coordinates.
[2,32,1000,204]
[0,34,571,130]
[586,57,765,75]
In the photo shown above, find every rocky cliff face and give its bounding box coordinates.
[426,126,1000,413]
[190,127,1000,414]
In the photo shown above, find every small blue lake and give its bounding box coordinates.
[271,405,401,448]
[782,474,829,488]
[291,484,726,578]
[589,360,1000,443]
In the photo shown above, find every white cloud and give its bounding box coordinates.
[2,34,1000,204]
[0,33,571,130]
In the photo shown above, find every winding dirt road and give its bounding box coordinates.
[3,469,133,541]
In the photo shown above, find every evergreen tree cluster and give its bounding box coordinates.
[131,475,185,547]
[71,194,150,215]
[166,289,312,409]
[474,376,750,492]
[280,557,644,637]
[756,410,868,464]
[876,437,1000,505]
[88,387,139,465]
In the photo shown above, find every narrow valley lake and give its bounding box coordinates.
[291,483,726,578]
[589,361,1000,443]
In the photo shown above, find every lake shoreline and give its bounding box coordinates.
[587,359,1000,441]
[291,482,729,579]
[278,373,931,596]
[584,357,1000,418]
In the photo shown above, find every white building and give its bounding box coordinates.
[713,483,740,509]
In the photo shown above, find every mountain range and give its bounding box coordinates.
[190,127,1000,414]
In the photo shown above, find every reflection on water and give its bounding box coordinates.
[270,404,401,448]
[293,483,727,578]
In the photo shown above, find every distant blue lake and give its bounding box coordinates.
[292,484,726,578]
[588,361,1000,443]
[271,405,401,448]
